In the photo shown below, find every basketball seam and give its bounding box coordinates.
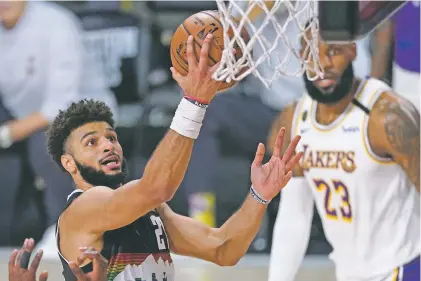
[171,46,189,74]
[171,25,190,74]
[199,11,223,27]
[182,22,218,65]
[181,22,201,64]
[200,10,240,61]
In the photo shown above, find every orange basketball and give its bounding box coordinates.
[170,10,250,93]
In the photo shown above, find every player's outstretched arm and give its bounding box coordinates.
[369,92,420,192]
[268,174,314,281]
[266,103,314,281]
[158,128,303,266]
[63,34,223,233]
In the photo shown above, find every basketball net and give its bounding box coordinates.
[213,0,324,88]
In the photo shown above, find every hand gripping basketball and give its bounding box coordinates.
[170,34,222,104]
[250,128,303,202]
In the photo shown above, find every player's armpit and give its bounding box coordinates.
[369,92,420,191]
[158,195,267,266]
[62,130,195,234]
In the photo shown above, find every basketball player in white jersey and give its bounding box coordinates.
[267,28,420,281]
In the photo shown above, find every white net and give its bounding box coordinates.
[213,0,324,88]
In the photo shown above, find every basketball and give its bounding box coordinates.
[170,10,250,92]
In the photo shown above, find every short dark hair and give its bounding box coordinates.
[47,99,115,171]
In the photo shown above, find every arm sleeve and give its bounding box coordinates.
[268,177,314,281]
[40,14,83,122]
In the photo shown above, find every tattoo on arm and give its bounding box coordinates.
[382,99,420,189]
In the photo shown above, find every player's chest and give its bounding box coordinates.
[104,211,170,255]
[297,132,365,175]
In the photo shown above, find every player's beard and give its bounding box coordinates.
[304,63,354,104]
[75,159,128,190]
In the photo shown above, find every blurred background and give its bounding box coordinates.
[0,0,418,280]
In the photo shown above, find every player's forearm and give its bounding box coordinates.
[215,194,267,266]
[268,177,314,281]
[268,212,311,281]
[140,129,194,200]
[138,94,208,200]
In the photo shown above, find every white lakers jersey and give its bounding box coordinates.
[292,78,420,280]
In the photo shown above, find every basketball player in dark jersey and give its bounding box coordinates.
[46,34,303,281]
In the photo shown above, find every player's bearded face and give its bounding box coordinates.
[75,158,128,189]
[303,62,354,104]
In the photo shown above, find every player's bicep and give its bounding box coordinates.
[157,203,223,263]
[64,181,168,234]
[370,93,420,191]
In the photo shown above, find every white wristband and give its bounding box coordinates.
[0,125,12,149]
[170,98,207,139]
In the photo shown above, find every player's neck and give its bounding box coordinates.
[316,78,360,124]
[73,178,95,192]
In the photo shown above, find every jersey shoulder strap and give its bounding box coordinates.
[56,189,84,239]
[354,78,392,110]
[356,78,394,163]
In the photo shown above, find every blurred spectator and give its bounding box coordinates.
[0,1,117,256]
[374,1,420,109]
[393,0,420,109]
[180,1,378,226]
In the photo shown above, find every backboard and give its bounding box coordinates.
[319,0,408,42]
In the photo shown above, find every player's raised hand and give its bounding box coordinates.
[250,127,303,202]
[8,238,49,281]
[170,34,222,103]
[68,247,107,281]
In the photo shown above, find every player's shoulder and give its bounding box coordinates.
[364,77,391,90]
[273,101,298,134]
[61,186,113,214]
[281,101,298,118]
[268,101,298,152]
[72,180,142,204]
[366,89,419,153]
[370,90,419,127]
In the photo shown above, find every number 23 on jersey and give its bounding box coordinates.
[313,179,353,223]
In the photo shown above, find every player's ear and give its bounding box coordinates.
[61,154,77,174]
